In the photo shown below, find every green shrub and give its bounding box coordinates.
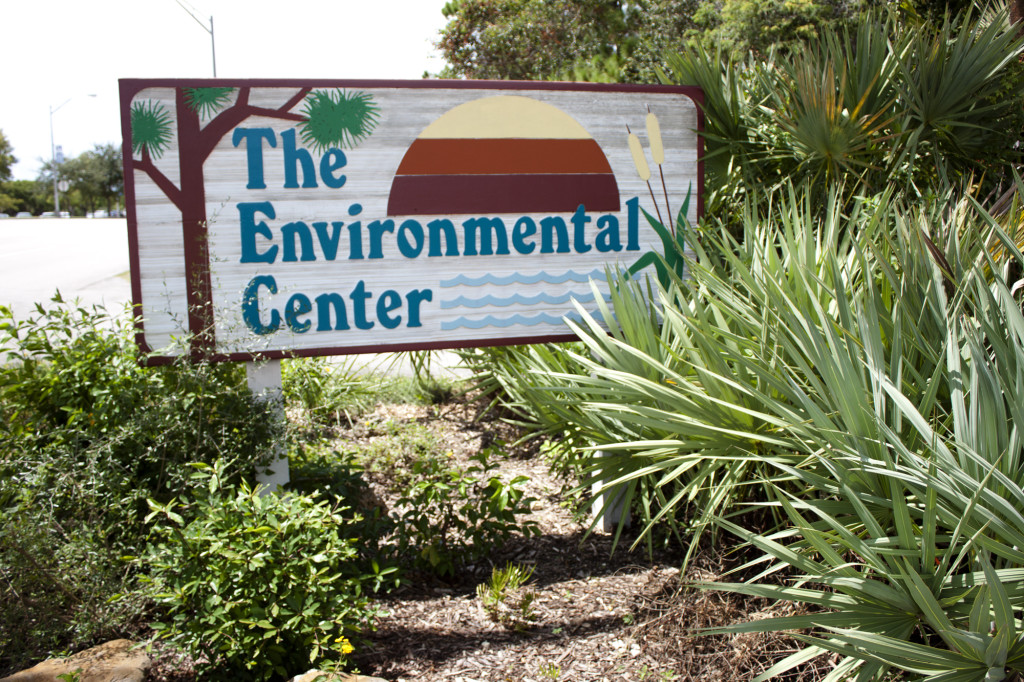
[142,461,386,680]
[394,449,539,577]
[286,442,399,588]
[0,297,281,673]
[281,356,379,427]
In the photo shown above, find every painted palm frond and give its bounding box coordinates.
[299,89,380,152]
[183,87,236,118]
[130,100,173,159]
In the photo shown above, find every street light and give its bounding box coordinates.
[49,94,96,215]
[175,0,217,77]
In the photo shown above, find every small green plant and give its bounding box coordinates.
[394,449,539,577]
[281,356,380,427]
[477,562,538,631]
[538,661,561,679]
[56,670,83,682]
[142,461,385,680]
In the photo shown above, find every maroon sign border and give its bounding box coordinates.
[119,78,704,365]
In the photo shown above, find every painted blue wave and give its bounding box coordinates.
[440,291,611,309]
[441,310,606,331]
[440,269,605,288]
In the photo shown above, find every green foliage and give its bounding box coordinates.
[286,443,399,588]
[0,297,280,674]
[503,178,1024,678]
[39,144,124,216]
[476,562,538,631]
[183,87,236,118]
[394,449,539,577]
[692,0,869,57]
[129,100,173,159]
[664,6,1024,218]
[300,89,380,152]
[0,509,147,674]
[0,178,50,215]
[0,129,16,182]
[142,461,383,680]
[435,0,871,82]
[437,0,643,81]
[281,357,381,427]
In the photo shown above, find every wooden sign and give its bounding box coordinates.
[119,79,703,362]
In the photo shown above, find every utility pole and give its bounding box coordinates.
[49,94,96,214]
[175,0,217,77]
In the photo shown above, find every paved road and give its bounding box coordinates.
[0,218,131,323]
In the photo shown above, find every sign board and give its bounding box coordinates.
[120,79,703,362]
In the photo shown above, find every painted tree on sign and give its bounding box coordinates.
[127,86,379,357]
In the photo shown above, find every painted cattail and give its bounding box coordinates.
[627,125,650,181]
[646,107,672,233]
[646,110,664,165]
[627,124,663,224]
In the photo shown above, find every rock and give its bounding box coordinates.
[0,639,151,682]
[287,671,389,682]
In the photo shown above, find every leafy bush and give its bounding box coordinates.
[142,461,386,680]
[286,442,399,588]
[507,176,1024,678]
[394,449,539,577]
[665,7,1024,219]
[281,356,380,427]
[0,297,280,673]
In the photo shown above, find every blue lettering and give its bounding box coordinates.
[312,222,344,261]
[281,221,315,262]
[350,280,374,329]
[512,217,537,255]
[232,128,276,189]
[463,217,509,256]
[540,216,570,254]
[242,275,280,335]
[377,290,403,329]
[627,197,640,251]
[319,148,347,189]
[428,219,459,256]
[285,293,313,333]
[238,202,278,264]
[368,220,394,259]
[571,204,592,253]
[405,289,431,327]
[398,219,424,258]
[281,129,317,189]
[314,293,350,331]
[595,215,622,252]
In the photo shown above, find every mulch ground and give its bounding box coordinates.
[147,393,835,681]
[342,396,833,682]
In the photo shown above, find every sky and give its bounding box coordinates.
[2,0,452,180]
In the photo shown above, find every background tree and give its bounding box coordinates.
[435,0,878,82]
[436,0,644,80]
[63,144,123,215]
[0,180,49,215]
[0,130,16,182]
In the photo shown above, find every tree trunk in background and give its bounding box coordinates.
[1013,0,1024,31]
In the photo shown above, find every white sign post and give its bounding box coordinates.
[244,359,290,492]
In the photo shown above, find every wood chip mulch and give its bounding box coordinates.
[343,397,834,682]
[145,394,835,681]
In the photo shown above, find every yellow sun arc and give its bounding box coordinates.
[417,95,592,140]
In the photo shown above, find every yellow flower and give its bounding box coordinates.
[334,636,355,654]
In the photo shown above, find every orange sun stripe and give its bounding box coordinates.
[395,139,614,176]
